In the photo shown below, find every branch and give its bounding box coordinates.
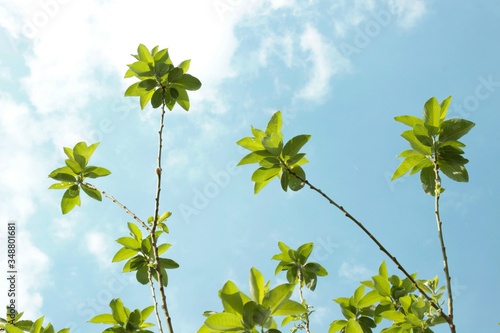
[150,87,174,333]
[297,267,311,333]
[433,155,455,333]
[281,163,455,327]
[148,265,164,333]
[81,182,151,233]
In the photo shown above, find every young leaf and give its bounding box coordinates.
[49,166,76,182]
[204,313,245,331]
[128,222,142,242]
[49,182,73,190]
[61,186,80,214]
[179,59,191,73]
[401,130,432,155]
[237,150,273,166]
[173,74,201,91]
[249,268,265,304]
[438,160,469,182]
[251,167,280,183]
[413,124,433,147]
[84,166,111,178]
[137,44,153,63]
[175,86,190,111]
[423,97,441,135]
[440,95,452,122]
[140,89,155,110]
[394,115,423,127]
[81,183,102,201]
[128,61,153,77]
[282,134,311,158]
[288,165,305,191]
[151,88,163,108]
[420,166,438,196]
[112,247,139,262]
[439,118,475,143]
[391,154,427,181]
[88,314,117,324]
[265,111,282,136]
[109,299,127,326]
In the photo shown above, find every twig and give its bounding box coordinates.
[433,155,455,333]
[147,265,164,333]
[281,162,455,328]
[297,267,311,333]
[149,87,174,333]
[81,182,151,233]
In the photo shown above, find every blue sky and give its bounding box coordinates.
[0,0,499,332]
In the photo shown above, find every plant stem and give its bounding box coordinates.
[147,265,164,333]
[281,163,455,328]
[297,267,311,333]
[150,88,174,333]
[81,183,151,233]
[433,155,455,333]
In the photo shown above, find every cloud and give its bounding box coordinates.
[298,25,350,101]
[338,262,374,282]
[387,0,427,29]
[84,231,113,268]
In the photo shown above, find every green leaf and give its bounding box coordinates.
[154,48,170,64]
[205,313,245,331]
[329,320,348,333]
[357,290,384,308]
[179,59,191,73]
[394,115,424,127]
[112,247,139,262]
[138,79,158,91]
[158,258,179,269]
[43,323,55,333]
[169,87,179,99]
[81,183,102,201]
[440,96,452,122]
[287,165,305,191]
[137,44,153,63]
[136,266,149,285]
[249,268,265,304]
[128,61,153,77]
[30,317,44,333]
[401,130,432,155]
[379,261,388,279]
[174,74,201,91]
[251,167,280,183]
[125,81,148,97]
[122,255,146,272]
[380,310,405,322]
[65,159,82,173]
[420,166,438,196]
[155,63,172,78]
[151,45,159,56]
[88,314,117,324]
[61,186,80,214]
[237,150,273,166]
[262,283,294,314]
[259,157,280,168]
[282,135,311,158]
[128,222,142,242]
[296,243,313,264]
[48,182,73,190]
[391,154,427,180]
[438,160,469,182]
[84,166,111,178]
[254,178,273,194]
[272,300,307,316]
[168,68,184,83]
[175,86,190,111]
[242,301,270,327]
[124,68,136,78]
[48,167,76,182]
[219,280,251,316]
[353,285,365,305]
[345,318,363,333]
[281,169,289,191]
[141,306,155,321]
[140,89,155,110]
[4,326,25,333]
[237,137,265,152]
[265,111,282,136]
[261,132,283,156]
[158,243,171,255]
[116,237,141,251]
[151,88,163,108]
[372,275,391,297]
[409,158,433,176]
[439,118,475,143]
[303,262,328,276]
[413,124,433,147]
[109,299,127,326]
[423,97,440,135]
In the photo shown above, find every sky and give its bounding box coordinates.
[0,0,499,332]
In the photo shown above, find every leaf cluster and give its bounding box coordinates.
[392,96,475,195]
[124,44,201,111]
[88,299,155,333]
[112,218,178,287]
[0,310,69,333]
[237,111,311,194]
[272,242,328,292]
[198,267,308,333]
[329,262,446,333]
[48,142,111,214]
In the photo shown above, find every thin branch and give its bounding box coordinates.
[297,267,311,333]
[150,87,174,333]
[433,155,455,333]
[148,265,164,333]
[81,182,151,233]
[281,162,455,328]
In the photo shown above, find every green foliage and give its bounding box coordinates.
[272,242,328,292]
[124,44,201,111]
[112,218,178,287]
[328,262,447,333]
[237,111,311,194]
[88,299,155,333]
[198,267,307,333]
[48,142,110,214]
[0,309,69,333]
[392,96,475,195]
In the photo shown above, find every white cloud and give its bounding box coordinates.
[387,0,427,29]
[338,262,374,282]
[299,25,350,101]
[85,231,113,268]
